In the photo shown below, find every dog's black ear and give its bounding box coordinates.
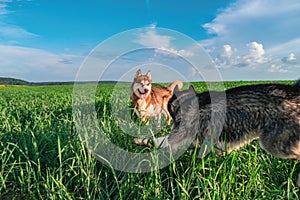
[173,85,180,93]
[188,85,196,93]
[293,79,300,87]
[135,69,142,78]
[146,70,151,79]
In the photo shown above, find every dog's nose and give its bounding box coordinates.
[144,89,149,93]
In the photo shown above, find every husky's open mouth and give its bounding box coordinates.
[138,89,149,99]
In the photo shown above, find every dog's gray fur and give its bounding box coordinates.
[134,80,300,186]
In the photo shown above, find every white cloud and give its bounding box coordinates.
[133,24,174,48]
[222,44,233,58]
[267,38,300,55]
[202,0,300,58]
[155,46,194,58]
[0,23,39,38]
[203,0,300,46]
[281,53,297,65]
[244,42,268,64]
[0,0,38,40]
[0,45,82,81]
[287,53,296,61]
[213,44,236,67]
[201,0,300,80]
[214,41,269,68]
[0,3,9,15]
[268,64,289,73]
[134,24,194,59]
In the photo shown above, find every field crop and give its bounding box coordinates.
[0,85,17,89]
[0,81,299,199]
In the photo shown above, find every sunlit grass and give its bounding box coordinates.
[0,81,299,199]
[0,85,18,89]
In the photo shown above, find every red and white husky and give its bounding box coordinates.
[130,69,183,125]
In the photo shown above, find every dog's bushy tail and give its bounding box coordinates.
[168,80,183,93]
[293,79,300,87]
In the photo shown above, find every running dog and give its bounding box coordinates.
[130,69,183,125]
[135,80,300,186]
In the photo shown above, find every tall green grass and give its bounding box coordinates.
[0,81,299,199]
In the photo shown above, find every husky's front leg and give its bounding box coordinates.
[297,173,300,187]
[156,113,162,128]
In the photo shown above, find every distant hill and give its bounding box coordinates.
[0,77,30,85]
[0,77,129,86]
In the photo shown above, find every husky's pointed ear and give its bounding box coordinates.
[188,85,196,93]
[173,85,180,93]
[146,70,151,79]
[135,69,142,78]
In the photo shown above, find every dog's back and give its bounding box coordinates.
[213,82,299,154]
[167,80,300,156]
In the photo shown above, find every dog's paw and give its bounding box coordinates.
[133,138,153,147]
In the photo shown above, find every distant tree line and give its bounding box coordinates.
[0,77,30,85]
[0,77,129,86]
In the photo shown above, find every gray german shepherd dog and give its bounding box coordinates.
[134,80,300,186]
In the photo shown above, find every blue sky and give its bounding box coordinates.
[0,0,300,82]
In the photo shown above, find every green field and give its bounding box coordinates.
[0,80,299,199]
